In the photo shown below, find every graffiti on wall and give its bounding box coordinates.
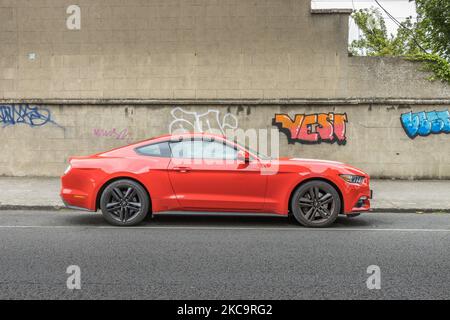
[0,104,59,128]
[169,107,238,134]
[93,128,131,140]
[400,110,450,139]
[273,113,348,145]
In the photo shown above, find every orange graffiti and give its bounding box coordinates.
[273,113,348,145]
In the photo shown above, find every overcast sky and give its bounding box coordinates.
[311,0,418,42]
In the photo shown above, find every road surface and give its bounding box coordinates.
[0,210,449,299]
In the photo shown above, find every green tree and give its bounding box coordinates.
[350,8,420,56]
[349,2,450,84]
[416,0,450,60]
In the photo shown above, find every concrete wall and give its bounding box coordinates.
[1,0,449,100]
[0,0,449,178]
[1,103,449,178]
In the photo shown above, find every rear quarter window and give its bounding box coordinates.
[136,142,171,157]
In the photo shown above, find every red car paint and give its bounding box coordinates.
[60,133,371,216]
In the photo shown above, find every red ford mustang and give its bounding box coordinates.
[61,133,372,227]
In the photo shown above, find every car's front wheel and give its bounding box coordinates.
[100,179,150,226]
[290,180,341,227]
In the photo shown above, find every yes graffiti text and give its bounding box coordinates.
[273,113,348,145]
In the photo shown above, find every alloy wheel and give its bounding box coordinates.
[105,185,142,223]
[298,185,336,224]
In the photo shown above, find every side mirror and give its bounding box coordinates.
[237,150,250,164]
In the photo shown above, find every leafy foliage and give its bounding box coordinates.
[416,0,450,61]
[349,4,450,84]
[407,53,450,82]
[350,8,420,56]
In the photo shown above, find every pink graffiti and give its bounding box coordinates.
[93,128,131,140]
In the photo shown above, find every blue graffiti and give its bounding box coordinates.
[0,104,58,127]
[400,110,450,139]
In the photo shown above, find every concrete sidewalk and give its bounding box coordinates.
[0,177,449,212]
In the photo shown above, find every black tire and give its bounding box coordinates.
[290,180,341,228]
[100,179,150,226]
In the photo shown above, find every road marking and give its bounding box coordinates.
[0,225,449,232]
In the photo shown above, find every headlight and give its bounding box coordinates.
[64,165,71,175]
[339,174,365,184]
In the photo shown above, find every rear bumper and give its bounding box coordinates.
[60,169,99,211]
[60,188,95,212]
[61,197,94,212]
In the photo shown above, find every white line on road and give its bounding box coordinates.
[0,225,449,232]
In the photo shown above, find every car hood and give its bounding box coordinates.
[286,157,345,166]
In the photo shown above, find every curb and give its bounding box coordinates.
[371,208,450,213]
[0,205,66,211]
[0,205,449,214]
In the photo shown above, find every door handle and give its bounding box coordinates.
[173,166,191,173]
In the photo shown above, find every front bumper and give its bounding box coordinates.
[340,175,372,214]
[349,189,373,213]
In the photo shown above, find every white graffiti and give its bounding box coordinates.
[169,107,238,134]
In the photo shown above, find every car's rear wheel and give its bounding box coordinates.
[100,179,149,226]
[290,180,341,227]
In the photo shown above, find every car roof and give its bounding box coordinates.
[138,132,228,144]
[95,132,252,158]
[101,132,230,153]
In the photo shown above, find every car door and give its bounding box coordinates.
[167,138,267,211]
[134,141,180,211]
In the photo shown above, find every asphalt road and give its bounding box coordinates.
[0,210,449,300]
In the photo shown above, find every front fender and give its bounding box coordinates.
[264,168,367,215]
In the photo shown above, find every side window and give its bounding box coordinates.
[169,140,203,159]
[169,140,237,160]
[203,141,237,160]
[136,142,171,157]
